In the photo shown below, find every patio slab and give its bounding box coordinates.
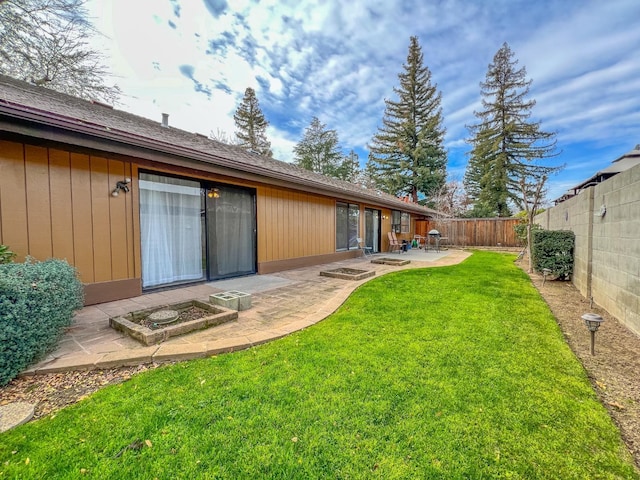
[21,249,471,374]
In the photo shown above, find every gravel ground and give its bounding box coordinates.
[1,262,638,470]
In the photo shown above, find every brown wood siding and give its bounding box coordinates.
[49,149,75,263]
[416,218,521,247]
[256,186,335,262]
[0,141,29,261]
[0,140,137,285]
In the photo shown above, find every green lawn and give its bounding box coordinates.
[1,251,637,479]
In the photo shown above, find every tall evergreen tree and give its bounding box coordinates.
[293,117,344,178]
[234,87,272,156]
[464,42,558,217]
[368,36,447,203]
[0,0,120,103]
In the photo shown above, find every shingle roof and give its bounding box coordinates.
[553,144,640,204]
[0,75,437,217]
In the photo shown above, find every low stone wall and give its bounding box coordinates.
[536,163,640,335]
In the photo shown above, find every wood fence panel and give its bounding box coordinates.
[415,218,521,247]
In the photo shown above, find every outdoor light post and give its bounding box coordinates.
[582,313,604,355]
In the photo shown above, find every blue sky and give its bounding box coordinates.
[87,0,640,203]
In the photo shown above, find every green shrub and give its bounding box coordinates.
[0,244,16,264]
[513,221,541,246]
[0,258,84,385]
[531,230,575,280]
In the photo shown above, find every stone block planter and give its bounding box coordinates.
[371,257,411,266]
[319,268,375,281]
[110,300,237,346]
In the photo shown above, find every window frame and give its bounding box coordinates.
[336,202,360,251]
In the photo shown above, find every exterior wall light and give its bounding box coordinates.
[582,313,604,355]
[111,178,131,197]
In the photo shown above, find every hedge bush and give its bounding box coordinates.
[531,230,575,280]
[0,244,16,264]
[0,258,84,385]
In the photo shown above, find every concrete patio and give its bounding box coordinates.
[22,248,471,375]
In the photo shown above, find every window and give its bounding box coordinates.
[401,212,410,233]
[336,202,360,250]
[391,210,401,233]
[391,210,410,233]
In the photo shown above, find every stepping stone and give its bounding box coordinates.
[0,402,35,433]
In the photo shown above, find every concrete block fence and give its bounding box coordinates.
[536,162,640,335]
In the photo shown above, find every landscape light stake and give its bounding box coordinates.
[582,313,604,355]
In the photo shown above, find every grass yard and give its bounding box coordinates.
[1,251,637,479]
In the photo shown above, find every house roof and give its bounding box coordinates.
[554,144,640,204]
[0,75,437,217]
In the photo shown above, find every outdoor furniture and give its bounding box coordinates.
[387,231,403,253]
[413,234,426,249]
[357,237,373,257]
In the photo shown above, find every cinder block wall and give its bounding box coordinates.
[536,163,640,336]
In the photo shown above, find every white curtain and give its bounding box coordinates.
[140,174,203,288]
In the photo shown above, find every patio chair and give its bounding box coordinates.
[387,231,403,253]
[357,237,373,257]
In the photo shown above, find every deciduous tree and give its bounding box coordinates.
[294,117,353,180]
[369,36,447,203]
[0,0,120,103]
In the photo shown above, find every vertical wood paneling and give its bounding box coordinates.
[267,187,275,261]
[49,149,75,262]
[90,156,112,282]
[24,145,53,260]
[70,152,94,282]
[296,193,303,257]
[256,186,267,263]
[254,187,338,261]
[130,164,141,278]
[0,141,29,260]
[108,159,129,280]
[125,162,136,278]
[276,189,284,260]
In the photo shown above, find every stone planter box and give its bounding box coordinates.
[319,268,375,281]
[110,300,237,346]
[371,257,411,266]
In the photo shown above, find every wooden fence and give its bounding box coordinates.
[415,218,522,247]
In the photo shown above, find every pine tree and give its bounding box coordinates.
[334,150,360,182]
[464,42,558,217]
[293,117,344,178]
[369,36,447,203]
[233,87,272,156]
[0,0,120,103]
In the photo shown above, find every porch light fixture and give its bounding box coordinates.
[111,178,131,197]
[582,313,604,355]
[207,188,220,199]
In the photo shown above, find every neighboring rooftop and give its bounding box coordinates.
[554,144,640,204]
[0,75,437,217]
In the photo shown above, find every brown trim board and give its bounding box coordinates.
[258,250,361,274]
[83,278,142,306]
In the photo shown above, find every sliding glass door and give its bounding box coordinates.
[139,173,205,288]
[365,208,381,253]
[205,184,256,280]
[140,172,256,288]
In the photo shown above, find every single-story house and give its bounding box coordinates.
[0,75,438,305]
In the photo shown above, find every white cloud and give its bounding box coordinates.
[85,0,640,199]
